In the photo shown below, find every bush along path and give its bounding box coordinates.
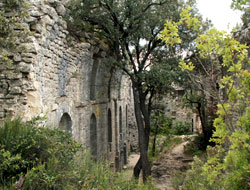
[151,136,194,190]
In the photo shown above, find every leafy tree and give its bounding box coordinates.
[160,5,250,189]
[67,0,197,181]
[161,6,223,148]
[150,112,172,157]
[231,0,250,27]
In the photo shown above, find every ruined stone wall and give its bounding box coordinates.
[162,89,202,133]
[0,0,138,168]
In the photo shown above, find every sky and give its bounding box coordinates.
[196,0,242,32]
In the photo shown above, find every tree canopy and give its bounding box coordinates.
[159,4,250,189]
[68,0,206,181]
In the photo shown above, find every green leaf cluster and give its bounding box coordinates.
[160,5,250,190]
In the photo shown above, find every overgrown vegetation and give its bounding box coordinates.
[149,112,192,161]
[160,3,250,189]
[0,118,156,190]
[172,121,191,135]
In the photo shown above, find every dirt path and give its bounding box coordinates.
[151,140,193,190]
[123,154,140,179]
[125,138,193,190]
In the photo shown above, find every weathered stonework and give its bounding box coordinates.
[162,88,202,133]
[0,0,138,169]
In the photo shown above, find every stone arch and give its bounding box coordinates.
[90,113,97,158]
[123,143,127,165]
[108,109,112,152]
[59,113,72,133]
[119,106,122,139]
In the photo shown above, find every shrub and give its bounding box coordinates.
[184,134,207,156]
[172,121,191,135]
[0,117,81,188]
[150,114,172,136]
[0,118,156,190]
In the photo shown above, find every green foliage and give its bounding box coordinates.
[0,118,81,187]
[173,157,224,190]
[231,0,250,10]
[158,20,182,46]
[172,121,191,135]
[150,113,172,135]
[162,136,182,151]
[184,134,207,156]
[67,0,194,96]
[0,118,156,189]
[160,4,250,190]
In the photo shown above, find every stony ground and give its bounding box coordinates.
[126,137,194,190]
[151,139,194,190]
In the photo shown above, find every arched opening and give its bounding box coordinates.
[59,113,72,133]
[123,143,127,165]
[90,113,97,158]
[119,106,122,140]
[90,60,99,100]
[108,109,112,152]
[126,105,128,129]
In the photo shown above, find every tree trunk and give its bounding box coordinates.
[133,157,142,179]
[132,82,151,182]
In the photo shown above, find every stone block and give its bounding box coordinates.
[13,53,22,62]
[47,7,58,20]
[79,43,91,50]
[40,15,55,26]
[5,94,16,99]
[0,74,5,79]
[10,87,22,95]
[0,112,5,118]
[18,62,34,73]
[7,73,22,80]
[59,19,67,29]
[51,104,58,111]
[6,99,17,105]
[58,32,66,38]
[21,53,34,58]
[22,43,38,54]
[25,16,38,23]
[10,79,23,87]
[46,25,53,31]
[29,10,44,17]
[22,57,34,63]
[31,23,46,34]
[56,4,66,16]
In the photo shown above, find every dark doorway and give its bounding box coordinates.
[108,109,112,152]
[59,113,72,133]
[90,113,97,158]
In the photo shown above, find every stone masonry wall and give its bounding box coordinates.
[162,89,202,133]
[0,0,138,169]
